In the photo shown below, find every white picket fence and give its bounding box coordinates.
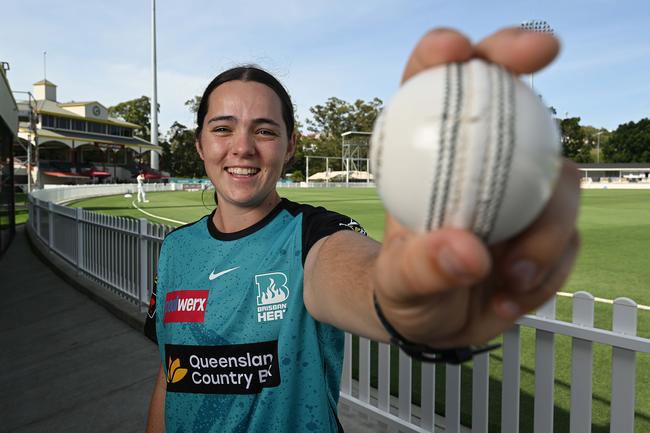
[27,185,650,433]
[339,295,649,433]
[29,184,175,306]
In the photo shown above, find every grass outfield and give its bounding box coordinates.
[70,187,650,432]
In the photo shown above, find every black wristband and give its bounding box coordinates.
[372,292,500,364]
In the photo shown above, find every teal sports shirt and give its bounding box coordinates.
[144,198,366,433]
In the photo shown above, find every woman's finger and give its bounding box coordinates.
[401,28,474,83]
[474,27,560,74]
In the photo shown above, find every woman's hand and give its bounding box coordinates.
[373,27,580,348]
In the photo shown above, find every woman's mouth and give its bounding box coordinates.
[226,167,261,177]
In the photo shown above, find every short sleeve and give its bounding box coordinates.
[301,206,367,264]
[143,275,158,343]
[144,237,170,344]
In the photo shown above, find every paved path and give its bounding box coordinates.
[1,226,160,433]
[0,227,374,433]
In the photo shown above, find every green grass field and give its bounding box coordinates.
[1,192,28,227]
[15,192,29,225]
[69,187,650,432]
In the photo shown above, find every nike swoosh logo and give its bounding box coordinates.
[208,266,240,281]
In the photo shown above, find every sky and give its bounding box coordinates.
[1,0,649,137]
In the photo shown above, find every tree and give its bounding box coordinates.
[602,118,650,163]
[581,125,612,163]
[305,97,383,158]
[164,122,204,177]
[289,170,304,182]
[108,96,159,141]
[560,117,591,162]
[185,96,202,116]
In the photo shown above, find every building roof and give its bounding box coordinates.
[35,99,140,128]
[35,127,160,151]
[59,101,102,107]
[33,79,57,86]
[577,163,650,170]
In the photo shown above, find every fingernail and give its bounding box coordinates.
[438,246,471,281]
[508,260,538,292]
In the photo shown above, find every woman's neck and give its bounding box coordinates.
[212,192,282,233]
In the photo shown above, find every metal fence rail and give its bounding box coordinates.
[28,185,650,433]
[29,184,174,307]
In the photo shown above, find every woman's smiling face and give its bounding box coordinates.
[196,80,295,209]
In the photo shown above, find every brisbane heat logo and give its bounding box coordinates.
[255,272,289,323]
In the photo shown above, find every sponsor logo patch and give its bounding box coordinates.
[255,272,289,323]
[164,341,281,394]
[208,266,239,281]
[147,277,157,319]
[163,290,209,323]
[339,218,367,236]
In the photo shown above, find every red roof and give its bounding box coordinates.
[43,171,90,179]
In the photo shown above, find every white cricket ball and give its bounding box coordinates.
[370,59,561,244]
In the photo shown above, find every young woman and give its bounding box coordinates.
[145,27,580,433]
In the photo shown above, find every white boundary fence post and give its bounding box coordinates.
[359,337,371,403]
[76,207,83,271]
[534,297,556,433]
[398,350,412,422]
[341,333,352,395]
[502,325,521,433]
[445,363,461,433]
[610,297,638,433]
[570,291,594,433]
[48,201,54,250]
[138,218,148,311]
[472,351,490,433]
[377,342,391,412]
[421,361,436,430]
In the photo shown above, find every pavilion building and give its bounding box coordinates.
[16,80,162,186]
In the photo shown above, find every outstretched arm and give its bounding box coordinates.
[303,27,580,349]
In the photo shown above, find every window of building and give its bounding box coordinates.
[108,125,120,136]
[71,119,87,132]
[88,122,107,134]
[41,114,55,128]
[56,117,71,130]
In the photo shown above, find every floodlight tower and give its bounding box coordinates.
[150,0,160,170]
[519,19,554,90]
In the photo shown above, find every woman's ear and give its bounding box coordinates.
[286,132,297,163]
[195,139,205,160]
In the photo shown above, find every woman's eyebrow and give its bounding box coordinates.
[252,118,281,128]
[207,115,236,124]
[206,116,280,128]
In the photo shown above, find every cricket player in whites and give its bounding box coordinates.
[137,171,148,203]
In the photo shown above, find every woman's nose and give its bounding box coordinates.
[230,132,256,156]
